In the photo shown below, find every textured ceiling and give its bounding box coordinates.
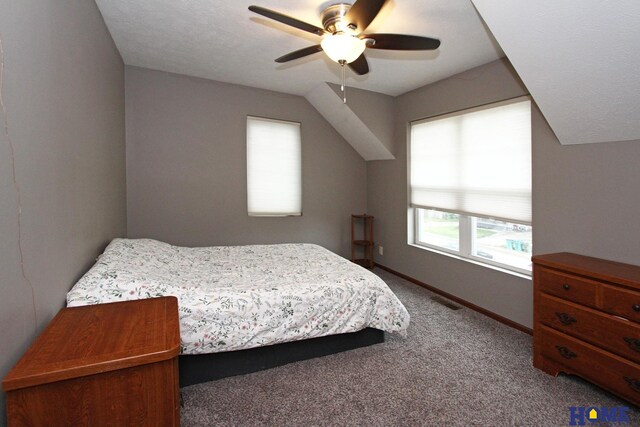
[472,0,640,145]
[95,0,504,96]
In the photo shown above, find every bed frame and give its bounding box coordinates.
[179,328,384,387]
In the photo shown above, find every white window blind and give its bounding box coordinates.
[410,98,532,224]
[247,116,302,216]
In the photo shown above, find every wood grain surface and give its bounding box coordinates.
[3,297,181,426]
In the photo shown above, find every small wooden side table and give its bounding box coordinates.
[351,214,374,268]
[3,297,181,426]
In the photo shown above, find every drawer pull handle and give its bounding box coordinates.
[562,283,570,290]
[633,304,640,312]
[624,337,640,352]
[624,377,640,393]
[555,312,576,325]
[555,345,577,359]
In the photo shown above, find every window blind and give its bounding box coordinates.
[410,98,532,224]
[247,116,302,216]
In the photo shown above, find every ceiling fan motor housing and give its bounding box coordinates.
[321,3,355,34]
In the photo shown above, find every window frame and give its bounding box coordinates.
[412,208,532,276]
[246,115,302,217]
[407,96,533,277]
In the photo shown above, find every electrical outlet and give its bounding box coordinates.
[378,245,383,256]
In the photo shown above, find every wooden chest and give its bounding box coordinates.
[533,253,640,406]
[3,297,181,426]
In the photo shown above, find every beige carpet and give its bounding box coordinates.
[180,268,639,426]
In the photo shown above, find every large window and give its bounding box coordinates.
[247,116,302,216]
[409,97,532,274]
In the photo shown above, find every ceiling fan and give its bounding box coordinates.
[248,0,440,100]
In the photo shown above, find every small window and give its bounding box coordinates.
[409,97,532,274]
[246,116,301,216]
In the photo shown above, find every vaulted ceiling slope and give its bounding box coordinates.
[472,0,640,145]
[94,0,503,96]
[305,83,395,160]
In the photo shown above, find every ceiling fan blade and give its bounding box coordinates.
[348,54,369,75]
[362,33,441,50]
[345,0,388,33]
[275,45,323,63]
[249,6,326,36]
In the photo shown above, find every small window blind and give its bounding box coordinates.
[410,98,532,224]
[247,116,302,216]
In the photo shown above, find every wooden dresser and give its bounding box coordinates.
[3,297,181,426]
[533,252,640,406]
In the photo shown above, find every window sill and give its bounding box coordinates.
[407,242,532,280]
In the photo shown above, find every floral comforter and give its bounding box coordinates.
[67,239,410,354]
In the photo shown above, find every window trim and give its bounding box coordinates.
[412,208,532,277]
[246,115,302,217]
[409,239,532,280]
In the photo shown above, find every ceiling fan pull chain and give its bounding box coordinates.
[341,62,347,103]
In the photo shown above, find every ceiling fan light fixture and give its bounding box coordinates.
[320,33,366,64]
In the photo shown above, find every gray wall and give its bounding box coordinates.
[368,57,640,329]
[0,0,126,424]
[125,66,366,257]
[533,126,640,265]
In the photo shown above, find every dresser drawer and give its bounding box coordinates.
[602,284,640,324]
[539,294,640,364]
[538,267,599,307]
[539,325,640,405]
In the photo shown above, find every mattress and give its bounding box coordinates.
[67,239,410,355]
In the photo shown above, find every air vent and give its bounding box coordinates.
[430,296,462,310]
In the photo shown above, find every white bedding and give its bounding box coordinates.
[67,239,409,354]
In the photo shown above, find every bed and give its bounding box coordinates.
[67,238,410,384]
